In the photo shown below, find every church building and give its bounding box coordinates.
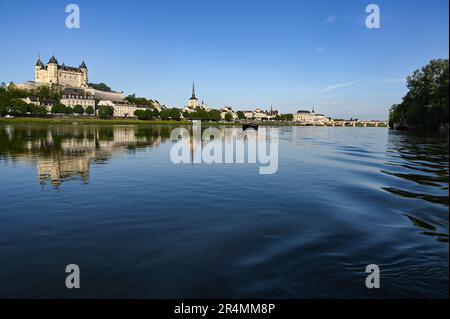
[187,82,199,108]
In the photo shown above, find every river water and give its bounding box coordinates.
[0,124,448,298]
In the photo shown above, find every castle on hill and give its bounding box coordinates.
[34,55,88,88]
[16,56,125,104]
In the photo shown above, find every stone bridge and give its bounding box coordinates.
[330,120,388,127]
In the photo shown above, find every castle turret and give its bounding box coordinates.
[79,61,88,87]
[47,55,58,84]
[34,58,44,83]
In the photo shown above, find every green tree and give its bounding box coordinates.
[73,105,85,115]
[134,109,144,119]
[134,108,154,120]
[64,105,74,115]
[389,59,449,130]
[170,108,181,120]
[9,99,30,116]
[0,106,7,117]
[51,103,64,115]
[85,105,95,116]
[209,109,221,121]
[125,94,157,108]
[286,114,294,121]
[225,113,233,121]
[160,108,181,120]
[98,105,114,119]
[236,111,245,120]
[144,108,154,120]
[32,86,62,101]
[89,83,112,92]
[30,104,48,117]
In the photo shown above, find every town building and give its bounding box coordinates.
[60,88,95,109]
[293,108,331,125]
[20,96,40,106]
[220,106,237,120]
[98,100,139,118]
[241,108,276,121]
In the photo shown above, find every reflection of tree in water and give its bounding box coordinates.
[0,125,174,187]
[384,131,449,242]
[404,214,449,243]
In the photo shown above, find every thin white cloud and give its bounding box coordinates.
[322,77,370,92]
[380,78,406,84]
[322,100,341,105]
[325,15,337,23]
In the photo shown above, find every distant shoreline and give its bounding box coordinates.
[0,117,389,127]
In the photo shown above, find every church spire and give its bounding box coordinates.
[191,82,196,99]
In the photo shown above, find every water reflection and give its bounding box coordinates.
[383,131,449,243]
[0,125,172,186]
[383,131,449,207]
[404,214,449,243]
[0,124,277,186]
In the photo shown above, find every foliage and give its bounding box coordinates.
[89,83,112,92]
[236,111,245,120]
[125,94,157,108]
[51,103,65,114]
[0,83,62,118]
[31,85,62,101]
[0,84,28,115]
[134,108,154,120]
[274,114,293,121]
[73,105,85,115]
[225,113,233,121]
[85,105,95,115]
[30,105,48,117]
[160,108,181,121]
[184,108,221,121]
[8,98,30,116]
[98,105,114,119]
[389,59,449,130]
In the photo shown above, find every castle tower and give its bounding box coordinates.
[79,61,88,87]
[47,55,58,85]
[34,56,44,83]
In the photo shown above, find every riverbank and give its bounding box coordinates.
[0,117,389,127]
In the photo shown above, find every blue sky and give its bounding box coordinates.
[0,0,448,119]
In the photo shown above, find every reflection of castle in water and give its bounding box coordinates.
[38,156,91,187]
[0,125,166,187]
[38,127,163,186]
